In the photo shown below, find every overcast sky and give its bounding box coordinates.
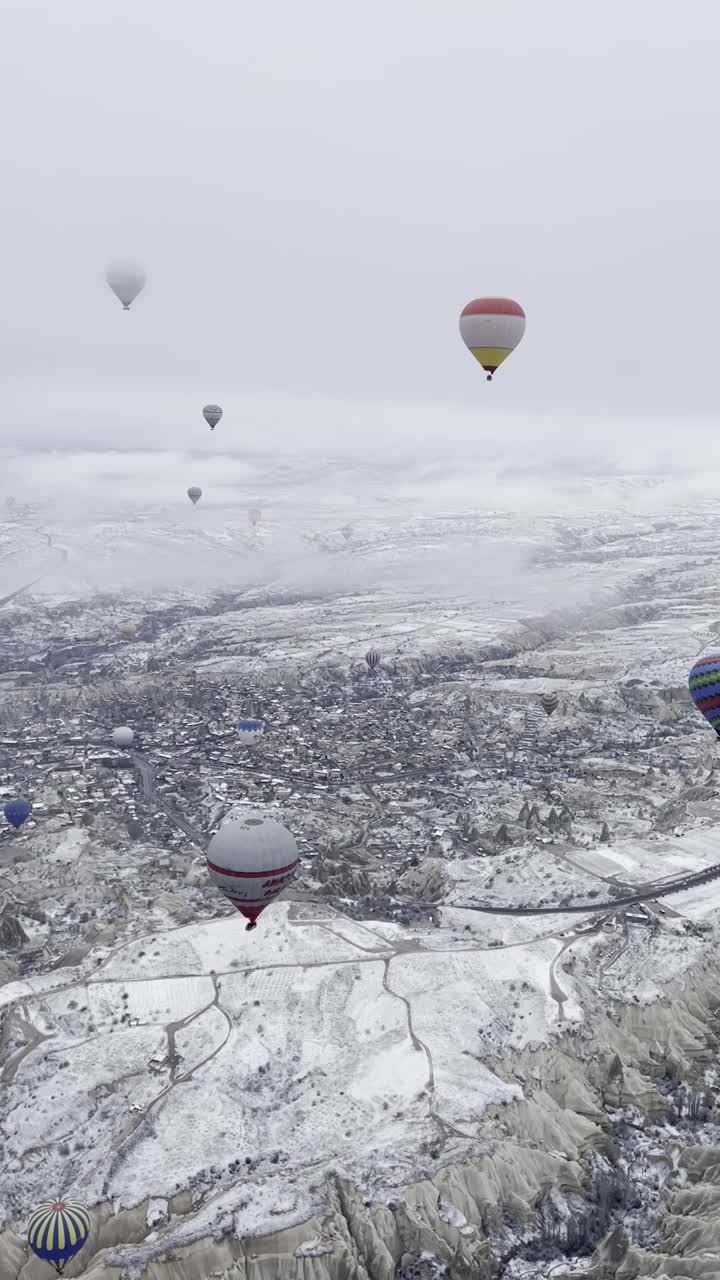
[2,0,719,453]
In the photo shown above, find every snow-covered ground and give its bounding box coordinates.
[3,450,720,1261]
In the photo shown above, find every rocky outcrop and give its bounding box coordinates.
[0,907,28,952]
[396,858,448,902]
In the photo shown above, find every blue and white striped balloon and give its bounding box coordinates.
[238,719,265,742]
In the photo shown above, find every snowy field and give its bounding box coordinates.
[2,906,558,1233]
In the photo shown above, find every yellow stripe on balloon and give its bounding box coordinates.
[467,347,514,370]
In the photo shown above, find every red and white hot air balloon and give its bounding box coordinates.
[206,812,299,930]
[459,297,526,381]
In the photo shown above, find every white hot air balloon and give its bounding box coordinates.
[112,726,134,748]
[187,486,202,505]
[206,812,299,931]
[106,262,146,311]
[248,507,261,529]
[459,297,526,381]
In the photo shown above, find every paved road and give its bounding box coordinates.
[0,576,44,609]
[452,859,720,916]
[130,750,208,851]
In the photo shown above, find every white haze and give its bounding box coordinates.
[0,445,710,618]
[1,0,719,448]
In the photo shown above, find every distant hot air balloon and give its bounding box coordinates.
[112,726,134,749]
[248,507,261,529]
[365,649,380,671]
[540,692,559,717]
[340,524,353,542]
[119,622,137,641]
[459,298,526,381]
[203,404,222,431]
[27,1199,91,1275]
[106,263,146,311]
[238,718,265,742]
[206,812,299,930]
[187,486,202,505]
[4,798,32,829]
[689,655,720,736]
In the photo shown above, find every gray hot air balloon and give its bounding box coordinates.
[541,691,559,717]
[203,404,222,431]
[187,486,202,505]
[248,507,261,528]
[112,726,134,748]
[106,262,146,310]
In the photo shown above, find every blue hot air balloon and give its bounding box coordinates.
[689,655,720,735]
[27,1198,91,1275]
[4,798,32,829]
[238,719,265,742]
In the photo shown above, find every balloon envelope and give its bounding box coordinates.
[27,1199,91,1272]
[238,718,265,741]
[365,648,380,671]
[689,655,720,734]
[203,404,222,430]
[187,486,202,505]
[540,692,559,716]
[4,798,32,829]
[206,813,299,928]
[112,726,134,748]
[459,298,526,381]
[106,262,146,310]
[119,622,137,641]
[248,507,261,528]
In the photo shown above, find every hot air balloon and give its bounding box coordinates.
[119,622,137,641]
[365,649,380,671]
[203,404,222,431]
[27,1199,91,1275]
[459,298,526,381]
[4,798,32,829]
[689,655,720,736]
[238,718,265,742]
[206,812,299,930]
[540,692,559,717]
[112,726,134,749]
[106,263,146,311]
[340,524,353,542]
[187,486,202,505]
[248,507,261,529]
